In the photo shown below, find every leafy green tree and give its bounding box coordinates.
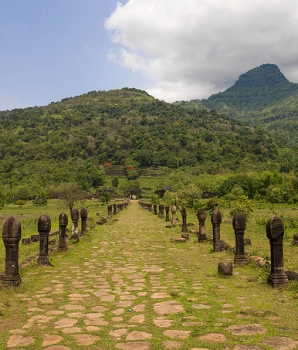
[177,183,202,209]
[127,169,139,180]
[122,180,141,199]
[112,176,119,188]
[163,190,178,206]
[266,186,284,203]
[53,183,92,213]
[100,191,112,205]
[229,195,253,221]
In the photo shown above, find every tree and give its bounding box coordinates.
[53,183,92,213]
[177,183,202,209]
[122,180,142,199]
[112,176,119,188]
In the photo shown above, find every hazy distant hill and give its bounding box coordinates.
[180,64,298,148]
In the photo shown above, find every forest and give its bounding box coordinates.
[0,72,298,208]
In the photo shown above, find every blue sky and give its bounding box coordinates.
[1,0,298,110]
[0,0,143,110]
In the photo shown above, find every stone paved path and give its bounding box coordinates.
[1,201,298,349]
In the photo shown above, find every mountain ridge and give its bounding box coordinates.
[179,63,298,148]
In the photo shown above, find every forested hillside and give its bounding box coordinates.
[180,64,298,148]
[0,87,297,203]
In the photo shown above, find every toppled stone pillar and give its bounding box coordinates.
[197,208,207,242]
[181,206,188,233]
[218,262,233,276]
[71,209,79,242]
[211,209,222,252]
[266,215,288,288]
[80,208,88,236]
[165,206,170,221]
[233,212,247,265]
[2,216,22,286]
[58,213,68,252]
[37,214,51,265]
[171,205,177,227]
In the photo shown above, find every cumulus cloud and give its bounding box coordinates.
[105,0,298,102]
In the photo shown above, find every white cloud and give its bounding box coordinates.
[105,0,298,102]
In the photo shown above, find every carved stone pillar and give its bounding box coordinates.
[211,209,222,252]
[181,206,188,233]
[37,214,51,265]
[107,205,113,218]
[58,213,68,252]
[159,205,164,218]
[171,205,176,227]
[71,209,79,242]
[233,212,247,265]
[197,208,207,242]
[80,208,88,236]
[165,206,170,221]
[2,216,21,286]
[266,215,288,288]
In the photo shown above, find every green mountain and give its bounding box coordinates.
[0,87,295,197]
[181,64,298,148]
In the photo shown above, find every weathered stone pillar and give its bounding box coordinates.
[159,205,164,218]
[80,208,88,236]
[107,205,113,218]
[37,214,51,265]
[58,213,68,252]
[181,206,188,233]
[197,208,207,242]
[71,209,79,242]
[292,233,298,245]
[233,212,247,265]
[113,204,117,215]
[2,216,21,286]
[266,215,288,288]
[165,206,170,221]
[171,205,177,227]
[153,203,157,215]
[211,209,222,252]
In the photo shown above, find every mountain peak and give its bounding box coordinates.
[205,63,298,111]
[230,64,288,90]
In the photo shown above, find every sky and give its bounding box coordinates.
[1,0,298,111]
